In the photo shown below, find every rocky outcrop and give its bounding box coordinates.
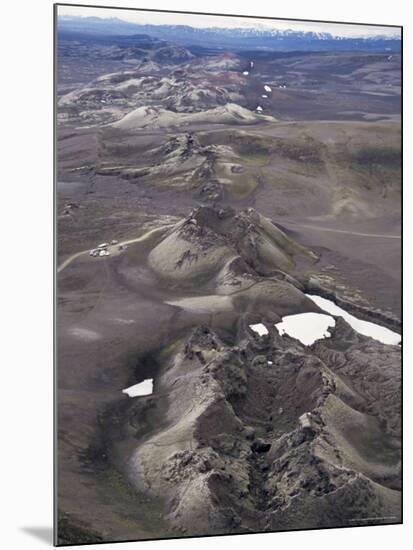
[114,313,400,535]
[148,206,317,283]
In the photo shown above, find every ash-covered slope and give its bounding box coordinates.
[96,205,400,536]
[57,58,247,126]
[149,205,316,281]
[146,206,320,325]
[93,132,262,201]
[108,206,320,329]
[112,103,276,130]
[118,317,400,536]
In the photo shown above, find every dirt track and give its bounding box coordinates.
[57,224,176,273]
[282,221,401,239]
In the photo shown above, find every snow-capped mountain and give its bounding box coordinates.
[58,16,401,52]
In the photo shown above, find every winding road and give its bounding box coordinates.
[282,221,401,240]
[57,218,400,275]
[57,223,176,274]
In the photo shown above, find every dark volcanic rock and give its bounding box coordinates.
[251,439,272,453]
[114,314,401,535]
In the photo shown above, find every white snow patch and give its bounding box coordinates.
[122,379,153,398]
[275,313,335,345]
[306,294,401,346]
[264,85,272,92]
[250,323,269,336]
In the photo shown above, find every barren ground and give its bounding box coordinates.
[56,26,401,545]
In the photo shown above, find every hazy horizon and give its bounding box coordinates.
[57,5,401,39]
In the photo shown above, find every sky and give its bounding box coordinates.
[58,5,401,38]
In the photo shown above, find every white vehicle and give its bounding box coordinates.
[111,239,118,245]
[99,249,110,257]
[256,106,263,112]
[242,71,249,76]
[264,85,272,92]
[97,242,109,249]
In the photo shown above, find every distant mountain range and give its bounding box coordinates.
[58,16,401,52]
